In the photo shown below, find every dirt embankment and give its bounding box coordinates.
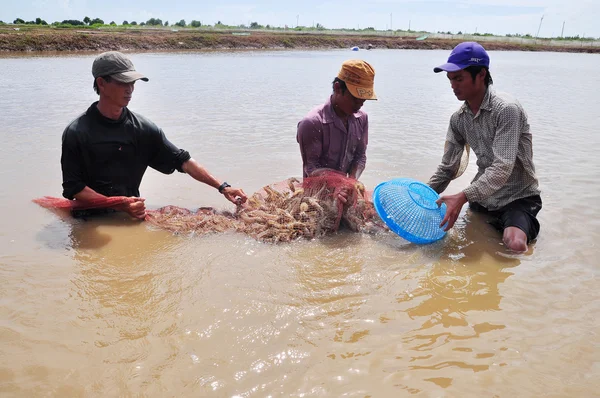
[1,28,599,54]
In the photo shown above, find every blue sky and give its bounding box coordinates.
[2,0,599,38]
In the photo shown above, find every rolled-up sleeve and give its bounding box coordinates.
[297,118,323,177]
[462,104,521,203]
[428,116,465,194]
[149,128,191,174]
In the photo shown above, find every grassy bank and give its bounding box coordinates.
[1,26,599,54]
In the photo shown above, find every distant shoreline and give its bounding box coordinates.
[1,27,599,54]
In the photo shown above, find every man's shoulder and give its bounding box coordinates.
[300,101,329,124]
[62,110,92,140]
[353,109,368,122]
[449,107,464,123]
[126,108,158,128]
[125,108,162,136]
[489,88,524,113]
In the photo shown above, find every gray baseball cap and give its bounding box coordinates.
[92,51,149,83]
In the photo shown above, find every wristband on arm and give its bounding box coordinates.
[218,182,231,194]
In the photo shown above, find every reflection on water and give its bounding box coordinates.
[1,49,599,396]
[398,215,518,389]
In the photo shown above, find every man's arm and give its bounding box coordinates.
[428,117,466,194]
[462,104,522,204]
[61,128,88,200]
[144,125,246,205]
[74,186,147,219]
[181,159,247,205]
[348,115,368,179]
[297,118,323,177]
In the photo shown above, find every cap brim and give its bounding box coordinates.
[433,63,466,73]
[111,71,149,83]
[346,83,377,100]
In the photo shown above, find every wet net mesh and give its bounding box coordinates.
[445,142,470,180]
[33,171,387,243]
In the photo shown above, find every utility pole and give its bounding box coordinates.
[561,20,565,38]
[296,14,299,28]
[390,13,393,31]
[535,14,544,40]
[408,19,411,31]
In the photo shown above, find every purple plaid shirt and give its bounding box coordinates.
[296,96,369,178]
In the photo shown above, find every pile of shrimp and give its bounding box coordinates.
[145,173,387,243]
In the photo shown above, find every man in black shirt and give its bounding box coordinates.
[61,51,247,219]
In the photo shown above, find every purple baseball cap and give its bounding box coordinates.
[434,42,490,73]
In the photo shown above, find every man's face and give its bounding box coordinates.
[335,83,366,115]
[98,77,135,107]
[446,69,484,101]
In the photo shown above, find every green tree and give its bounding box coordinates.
[90,18,104,25]
[130,21,137,25]
[122,20,129,25]
[316,23,325,30]
[83,16,90,25]
[164,21,169,26]
[61,19,84,25]
[13,18,25,24]
[109,21,116,25]
[250,22,262,29]
[146,18,162,26]
[190,20,201,27]
[174,19,186,27]
[140,22,146,26]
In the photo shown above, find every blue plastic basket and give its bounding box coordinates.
[373,178,447,244]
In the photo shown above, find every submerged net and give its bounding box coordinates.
[33,171,387,243]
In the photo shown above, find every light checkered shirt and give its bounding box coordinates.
[428,85,540,211]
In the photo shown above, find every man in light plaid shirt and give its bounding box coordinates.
[428,42,542,252]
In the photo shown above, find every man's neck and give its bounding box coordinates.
[96,98,124,120]
[331,96,349,121]
[466,87,487,116]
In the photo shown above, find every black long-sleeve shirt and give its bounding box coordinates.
[61,102,190,199]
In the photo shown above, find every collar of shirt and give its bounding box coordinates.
[88,101,129,125]
[459,85,495,116]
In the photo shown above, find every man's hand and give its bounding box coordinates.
[436,191,468,231]
[337,187,350,204]
[114,197,146,220]
[222,187,248,205]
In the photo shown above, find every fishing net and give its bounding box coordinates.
[33,170,387,243]
[33,195,136,210]
[450,143,470,180]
